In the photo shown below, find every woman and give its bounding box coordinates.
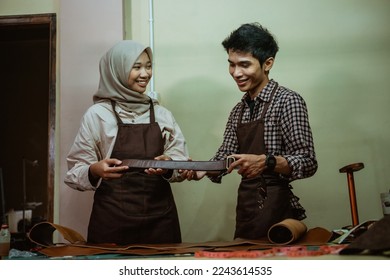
[64,40,189,245]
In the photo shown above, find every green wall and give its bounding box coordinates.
[128,0,390,242]
[0,0,58,14]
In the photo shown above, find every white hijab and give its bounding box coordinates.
[93,40,158,114]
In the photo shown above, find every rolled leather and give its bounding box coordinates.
[28,222,86,247]
[267,218,307,245]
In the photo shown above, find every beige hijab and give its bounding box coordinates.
[93,40,158,114]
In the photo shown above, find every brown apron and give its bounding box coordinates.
[87,99,181,245]
[234,83,296,240]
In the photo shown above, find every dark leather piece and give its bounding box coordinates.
[120,158,231,171]
[340,215,390,255]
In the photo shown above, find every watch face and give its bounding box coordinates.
[267,155,276,170]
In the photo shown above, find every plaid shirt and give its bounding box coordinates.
[210,80,317,219]
[211,79,317,182]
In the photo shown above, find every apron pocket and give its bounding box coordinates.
[120,172,173,216]
[236,177,264,222]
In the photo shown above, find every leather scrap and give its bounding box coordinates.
[28,219,333,258]
[339,215,390,256]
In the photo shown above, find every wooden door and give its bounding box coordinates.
[0,14,56,228]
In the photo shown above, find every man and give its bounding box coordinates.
[184,23,318,240]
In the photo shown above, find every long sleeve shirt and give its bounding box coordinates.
[64,101,189,191]
[211,79,317,183]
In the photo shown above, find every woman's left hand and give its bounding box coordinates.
[144,154,171,175]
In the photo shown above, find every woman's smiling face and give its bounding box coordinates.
[127,51,152,93]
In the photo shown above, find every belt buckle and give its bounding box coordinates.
[225,155,236,169]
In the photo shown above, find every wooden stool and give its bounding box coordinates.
[339,162,364,227]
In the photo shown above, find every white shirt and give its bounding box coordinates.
[64,101,189,191]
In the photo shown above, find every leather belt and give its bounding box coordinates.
[119,156,236,171]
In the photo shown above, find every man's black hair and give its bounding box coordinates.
[222,23,279,66]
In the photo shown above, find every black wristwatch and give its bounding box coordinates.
[265,154,276,171]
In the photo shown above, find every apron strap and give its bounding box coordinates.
[238,82,279,124]
[110,98,156,124]
[148,98,156,123]
[110,100,124,124]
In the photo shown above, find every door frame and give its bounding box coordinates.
[0,13,56,223]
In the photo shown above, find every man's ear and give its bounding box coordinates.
[264,57,275,72]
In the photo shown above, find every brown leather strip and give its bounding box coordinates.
[120,157,235,171]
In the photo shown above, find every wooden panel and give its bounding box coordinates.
[0,13,56,225]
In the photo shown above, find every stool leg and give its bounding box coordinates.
[346,172,359,227]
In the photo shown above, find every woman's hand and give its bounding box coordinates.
[144,155,172,175]
[89,158,129,181]
[180,170,207,181]
[179,157,210,181]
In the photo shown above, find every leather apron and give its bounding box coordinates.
[234,83,295,240]
[87,99,181,245]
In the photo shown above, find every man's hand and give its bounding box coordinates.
[227,154,266,178]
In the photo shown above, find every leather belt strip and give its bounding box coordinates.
[120,156,236,171]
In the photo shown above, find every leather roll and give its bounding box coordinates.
[267,218,307,245]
